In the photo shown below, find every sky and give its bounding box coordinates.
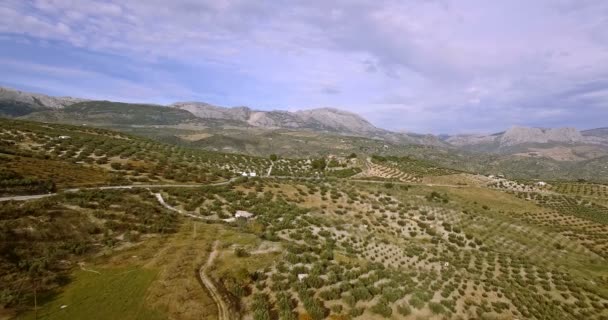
[1,0,608,134]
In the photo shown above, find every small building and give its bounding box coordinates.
[298,274,309,282]
[235,210,254,219]
[249,172,257,177]
[58,135,71,139]
[241,172,248,177]
[536,181,547,187]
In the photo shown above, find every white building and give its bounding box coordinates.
[249,172,257,177]
[298,274,309,282]
[235,210,254,219]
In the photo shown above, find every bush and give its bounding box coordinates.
[397,303,412,316]
[429,302,446,314]
[235,247,250,257]
[371,299,392,318]
[252,293,272,320]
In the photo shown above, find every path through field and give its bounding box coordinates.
[199,241,229,320]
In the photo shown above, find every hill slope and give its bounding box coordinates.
[0,86,86,117]
[23,100,204,125]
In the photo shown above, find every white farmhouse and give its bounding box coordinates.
[235,210,254,219]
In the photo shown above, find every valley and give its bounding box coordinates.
[0,117,607,320]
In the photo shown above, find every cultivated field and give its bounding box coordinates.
[1,119,607,320]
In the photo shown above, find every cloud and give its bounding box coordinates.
[1,0,607,133]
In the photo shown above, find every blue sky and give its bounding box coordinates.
[1,0,607,133]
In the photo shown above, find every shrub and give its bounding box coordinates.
[397,303,412,316]
[235,247,250,257]
[429,302,446,314]
[371,299,392,318]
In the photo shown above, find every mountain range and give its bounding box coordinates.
[446,126,608,149]
[172,101,383,134]
[1,86,607,158]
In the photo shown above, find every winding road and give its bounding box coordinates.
[0,180,238,202]
[0,175,473,203]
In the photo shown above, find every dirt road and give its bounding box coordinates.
[0,179,238,202]
[199,241,229,320]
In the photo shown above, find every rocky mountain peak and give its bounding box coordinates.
[169,102,382,134]
[0,86,86,109]
[170,102,251,121]
[501,126,583,146]
[295,108,380,133]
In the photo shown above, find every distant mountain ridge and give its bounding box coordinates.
[1,86,606,153]
[1,86,449,146]
[0,87,87,109]
[1,87,384,136]
[171,102,382,134]
[447,125,608,149]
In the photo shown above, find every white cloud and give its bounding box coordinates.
[1,0,608,132]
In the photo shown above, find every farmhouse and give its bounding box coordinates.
[235,210,254,219]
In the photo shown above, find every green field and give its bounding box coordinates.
[21,268,164,320]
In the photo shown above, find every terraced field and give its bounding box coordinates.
[361,161,421,182]
[544,182,608,198]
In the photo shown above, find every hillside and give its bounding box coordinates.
[1,120,607,320]
[0,118,336,198]
[0,87,85,117]
[22,100,208,126]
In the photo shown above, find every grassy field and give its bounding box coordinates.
[14,220,226,320]
[20,268,163,320]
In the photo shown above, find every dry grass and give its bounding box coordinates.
[3,155,111,188]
